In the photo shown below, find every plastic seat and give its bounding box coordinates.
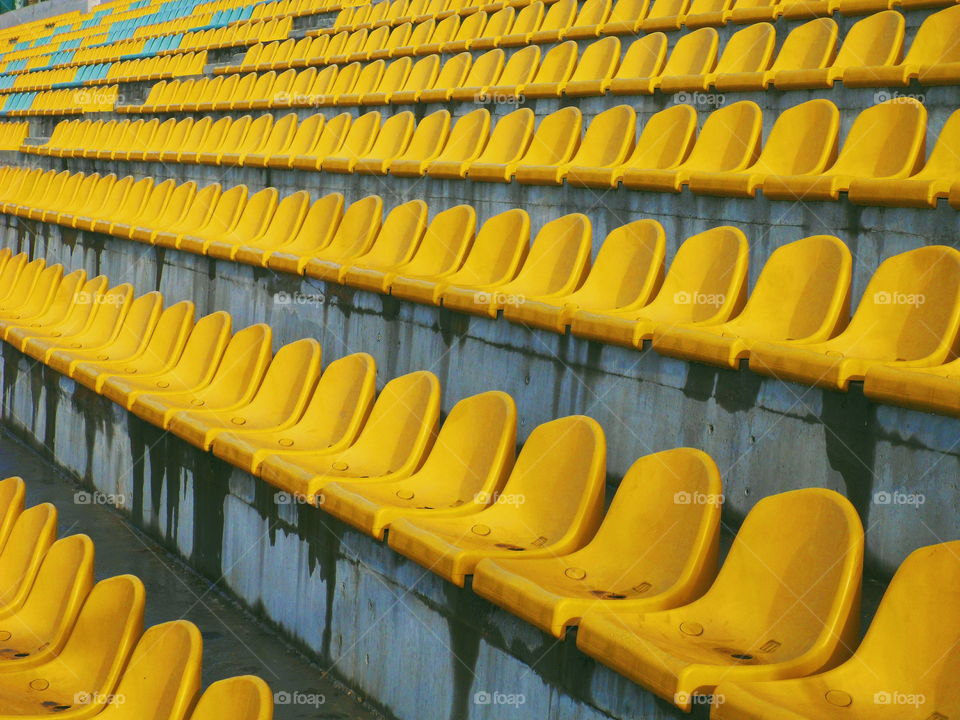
[124,181,198,243]
[307,199,426,282]
[641,0,692,31]
[562,104,638,187]
[504,0,575,45]
[85,621,201,720]
[424,48,503,102]
[773,11,904,90]
[0,534,93,668]
[570,227,748,348]
[259,370,441,501]
[750,246,960,390]
[762,99,926,202]
[846,6,960,87]
[610,28,714,95]
[726,0,781,21]
[72,301,196,393]
[442,213,592,318]
[473,448,721,638]
[327,110,415,174]
[470,6,519,51]
[45,290,163,376]
[669,22,775,92]
[333,62,385,106]
[0,575,145,718]
[460,108,533,180]
[262,114,326,168]
[0,270,89,347]
[388,415,605,587]
[654,235,851,368]
[270,194,381,275]
[176,184,264,254]
[320,391,516,540]
[510,107,583,184]
[366,54,440,104]
[425,108,491,178]
[189,676,273,720]
[850,108,960,208]
[290,111,353,171]
[688,99,839,198]
[99,312,232,409]
[391,209,530,305]
[129,323,273,429]
[504,219,665,332]
[713,539,960,720]
[624,100,762,192]
[222,190,311,264]
[308,111,382,171]
[454,44,539,101]
[0,503,56,614]
[514,40,579,98]
[576,488,863,711]
[393,51,470,103]
[167,338,322,450]
[681,0,734,27]
[353,56,412,104]
[212,353,376,475]
[346,204,475,294]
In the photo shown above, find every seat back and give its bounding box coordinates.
[434,108,490,162]
[202,324,274,403]
[569,36,620,83]
[530,40,577,83]
[0,503,57,608]
[0,476,25,554]
[714,22,775,74]
[504,214,591,297]
[750,98,838,175]
[643,226,749,323]
[189,676,273,720]
[446,209,530,287]
[473,108,533,163]
[366,110,415,159]
[319,194,384,258]
[625,104,696,170]
[350,58,386,95]
[829,99,926,178]
[917,108,960,177]
[662,26,717,76]
[518,106,582,165]
[166,311,233,388]
[540,0,576,31]
[396,109,450,162]
[905,5,960,65]
[769,18,836,73]
[569,104,635,166]
[682,100,762,172]
[494,44,540,87]
[834,10,904,71]
[397,204,476,277]
[295,353,377,447]
[352,199,428,268]
[433,51,472,89]
[378,56,413,94]
[463,48,504,86]
[403,54,441,92]
[244,338,322,420]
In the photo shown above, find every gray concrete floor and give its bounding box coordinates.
[0,429,383,720]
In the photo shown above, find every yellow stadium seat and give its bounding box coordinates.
[0,534,93,668]
[562,104,638,187]
[308,199,426,282]
[99,311,232,409]
[774,11,903,89]
[751,246,960,390]
[321,391,516,540]
[214,190,310,263]
[727,0,781,22]
[309,110,381,170]
[581,34,666,95]
[470,6,519,50]
[126,181,199,243]
[570,226,748,347]
[0,271,88,345]
[641,0,691,31]
[682,0,735,27]
[88,176,155,233]
[213,353,375,475]
[454,44,539,101]
[93,621,201,720]
[0,575,144,718]
[562,35,621,95]
[388,415,605,587]
[259,370,441,501]
[505,0,575,44]
[260,114,326,168]
[504,219,665,332]
[850,108,960,208]
[270,194,381,275]
[676,22,775,92]
[463,108,534,180]
[236,191,341,267]
[577,488,863,711]
[763,99,926,201]
[346,204,475,293]
[599,0,652,33]
[515,40,578,98]
[473,448,721,638]
[368,54,441,103]
[714,539,959,720]
[425,108,492,178]
[391,209,530,305]
[442,213,591,318]
[72,301,196,393]
[130,323,273,429]
[290,111,352,170]
[428,48,505,101]
[167,338,322,450]
[654,235,851,368]
[624,100,762,192]
[510,107,582,184]
[327,111,415,173]
[688,99,839,198]
[0,502,55,613]
[610,28,713,95]
[161,184,251,251]
[189,676,273,720]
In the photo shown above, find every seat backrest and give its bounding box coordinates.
[830,99,926,178]
[530,40,577,83]
[646,0,688,20]
[905,5,960,65]
[662,27,718,76]
[378,56,412,93]
[834,10,904,70]
[751,98,838,175]
[0,477,24,551]
[165,310,233,388]
[642,226,749,323]
[404,54,440,91]
[540,0,576,30]
[0,503,56,608]
[474,107,533,163]
[320,194,384,258]
[697,488,863,663]
[504,213,591,296]
[433,51,471,88]
[189,676,273,720]
[681,100,762,172]
[495,44,540,87]
[296,353,376,447]
[245,338,322,419]
[570,36,620,82]
[398,109,451,161]
[447,209,530,287]
[518,105,582,165]
[770,18,836,73]
[353,199,428,267]
[434,108,490,161]
[338,110,381,156]
[568,103,635,166]
[733,235,851,342]
[463,48,504,86]
[625,104,697,170]
[571,219,665,309]
[484,6,517,36]
[398,204,476,277]
[714,22,775,74]
[366,110,415,158]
